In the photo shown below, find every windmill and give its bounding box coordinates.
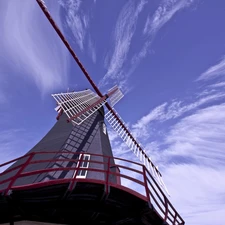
[0,0,185,224]
[37,0,168,195]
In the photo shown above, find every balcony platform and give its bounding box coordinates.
[0,181,166,225]
[0,152,184,225]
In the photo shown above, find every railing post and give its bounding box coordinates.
[4,152,35,196]
[105,156,111,195]
[143,165,150,202]
[173,212,178,225]
[164,197,169,223]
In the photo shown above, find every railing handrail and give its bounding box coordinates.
[144,167,184,224]
[0,150,146,169]
[0,151,184,225]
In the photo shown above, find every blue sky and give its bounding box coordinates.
[0,0,225,224]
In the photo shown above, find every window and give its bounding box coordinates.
[103,123,107,135]
[76,154,90,178]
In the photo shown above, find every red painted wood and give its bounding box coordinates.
[0,151,184,224]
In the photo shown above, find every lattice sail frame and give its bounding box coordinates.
[52,89,106,125]
[108,85,124,107]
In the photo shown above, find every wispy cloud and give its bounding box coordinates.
[99,0,195,90]
[131,92,225,139]
[131,0,195,71]
[112,100,225,224]
[160,104,225,224]
[163,104,225,162]
[99,0,147,87]
[59,0,90,51]
[132,103,168,138]
[59,0,97,62]
[0,128,35,172]
[163,164,225,225]
[197,56,225,81]
[209,81,225,88]
[0,0,69,96]
[88,36,96,63]
[144,0,194,36]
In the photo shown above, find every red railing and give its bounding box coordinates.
[0,151,184,225]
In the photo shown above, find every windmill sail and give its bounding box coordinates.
[105,108,170,196]
[107,85,124,107]
[52,90,106,125]
[52,86,122,126]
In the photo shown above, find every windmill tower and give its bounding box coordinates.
[0,1,185,224]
